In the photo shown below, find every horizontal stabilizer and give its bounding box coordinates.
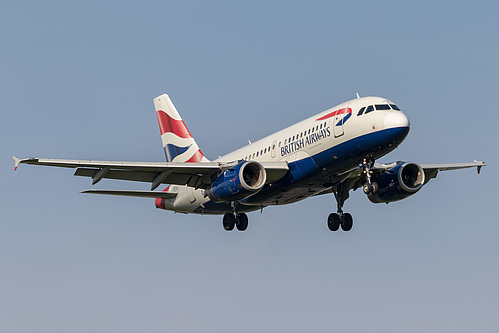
[81,189,177,199]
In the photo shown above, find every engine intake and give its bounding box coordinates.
[206,161,266,202]
[368,162,425,203]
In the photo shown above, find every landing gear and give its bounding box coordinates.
[363,181,378,195]
[361,158,378,195]
[327,213,353,231]
[222,212,248,232]
[328,183,355,232]
[327,174,358,232]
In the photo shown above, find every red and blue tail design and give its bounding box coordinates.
[154,94,209,163]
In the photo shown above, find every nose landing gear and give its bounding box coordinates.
[361,158,378,195]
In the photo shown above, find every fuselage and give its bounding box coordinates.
[159,96,410,214]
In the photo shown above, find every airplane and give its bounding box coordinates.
[13,93,485,232]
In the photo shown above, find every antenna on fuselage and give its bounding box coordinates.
[356,92,360,99]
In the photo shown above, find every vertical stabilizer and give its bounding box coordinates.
[154,94,209,163]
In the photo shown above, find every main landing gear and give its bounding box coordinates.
[327,212,353,232]
[223,213,248,231]
[327,158,376,232]
[328,178,355,232]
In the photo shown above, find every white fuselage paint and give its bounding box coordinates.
[162,96,409,214]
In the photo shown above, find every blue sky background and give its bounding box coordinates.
[1,1,497,332]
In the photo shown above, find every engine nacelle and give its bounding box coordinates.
[206,161,266,203]
[368,162,425,203]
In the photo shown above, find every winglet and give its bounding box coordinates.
[12,156,21,171]
[474,160,485,174]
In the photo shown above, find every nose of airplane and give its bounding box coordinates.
[384,111,410,129]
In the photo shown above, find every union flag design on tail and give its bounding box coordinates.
[154,94,209,163]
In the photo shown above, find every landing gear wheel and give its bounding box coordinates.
[363,182,372,194]
[223,213,235,231]
[363,182,379,195]
[340,213,353,231]
[236,213,248,231]
[327,213,340,231]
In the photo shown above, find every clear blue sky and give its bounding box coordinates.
[1,1,497,332]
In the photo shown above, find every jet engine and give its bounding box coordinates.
[206,161,267,202]
[368,162,425,203]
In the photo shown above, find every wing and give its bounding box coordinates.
[315,160,486,200]
[373,160,485,184]
[13,157,289,190]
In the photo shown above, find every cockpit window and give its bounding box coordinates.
[357,107,366,116]
[365,105,374,114]
[390,104,401,111]
[375,104,391,110]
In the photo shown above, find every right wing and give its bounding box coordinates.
[13,157,289,190]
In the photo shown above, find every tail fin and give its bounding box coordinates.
[154,94,209,163]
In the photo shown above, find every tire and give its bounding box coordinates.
[236,213,248,231]
[327,213,340,231]
[341,213,353,231]
[223,213,235,231]
[371,182,379,194]
[363,183,372,194]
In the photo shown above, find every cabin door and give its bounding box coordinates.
[333,103,349,138]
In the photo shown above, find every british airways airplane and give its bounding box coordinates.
[13,94,485,232]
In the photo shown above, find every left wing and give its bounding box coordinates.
[13,157,289,190]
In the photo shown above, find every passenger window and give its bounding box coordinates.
[264,148,266,154]
[316,126,319,131]
[324,122,326,128]
[357,107,366,116]
[278,142,281,147]
[365,105,374,114]
[375,104,391,110]
[320,123,322,129]
[311,127,314,133]
[390,104,401,111]
[284,139,287,144]
[256,151,259,157]
[252,153,255,158]
[292,136,295,141]
[308,129,311,134]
